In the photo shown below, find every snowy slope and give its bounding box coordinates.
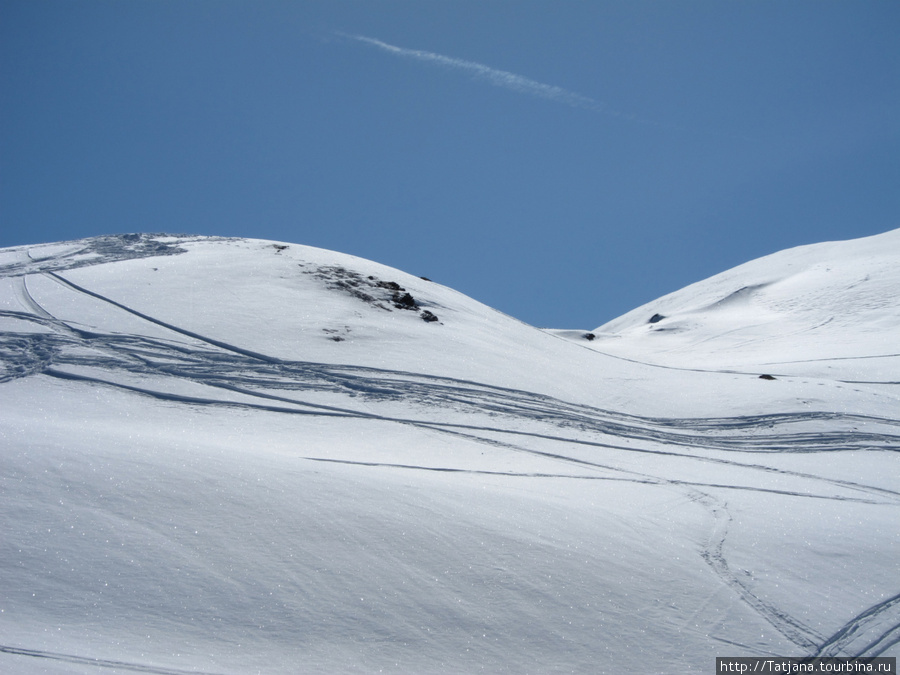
[1,233,898,674]
[589,229,900,381]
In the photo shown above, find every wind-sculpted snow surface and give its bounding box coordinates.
[0,233,192,278]
[1,233,898,674]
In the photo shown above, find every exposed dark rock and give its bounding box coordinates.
[583,333,596,341]
[648,313,665,324]
[323,327,351,342]
[392,292,417,310]
[300,264,441,325]
[759,374,777,380]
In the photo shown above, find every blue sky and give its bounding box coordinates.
[2,1,898,328]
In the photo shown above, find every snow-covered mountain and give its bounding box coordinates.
[1,231,898,674]
[590,228,900,381]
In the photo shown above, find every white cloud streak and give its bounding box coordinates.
[335,32,756,143]
[339,32,609,114]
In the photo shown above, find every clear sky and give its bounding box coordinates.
[2,1,898,328]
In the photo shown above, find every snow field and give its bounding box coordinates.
[1,232,897,673]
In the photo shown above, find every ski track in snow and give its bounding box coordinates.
[694,490,826,652]
[813,591,900,658]
[0,644,226,675]
[3,234,899,663]
[6,301,898,506]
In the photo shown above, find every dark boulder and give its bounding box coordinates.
[392,292,417,309]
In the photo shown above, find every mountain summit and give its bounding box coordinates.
[592,228,900,380]
[1,232,898,674]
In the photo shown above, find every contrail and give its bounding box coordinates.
[338,32,613,114]
[336,32,754,141]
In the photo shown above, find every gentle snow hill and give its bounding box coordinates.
[0,233,898,674]
[587,228,900,381]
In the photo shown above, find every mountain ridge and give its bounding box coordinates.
[1,231,898,674]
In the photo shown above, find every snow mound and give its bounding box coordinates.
[592,228,900,379]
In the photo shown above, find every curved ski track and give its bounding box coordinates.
[2,236,899,661]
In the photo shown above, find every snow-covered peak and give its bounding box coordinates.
[591,228,900,379]
[2,234,584,397]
